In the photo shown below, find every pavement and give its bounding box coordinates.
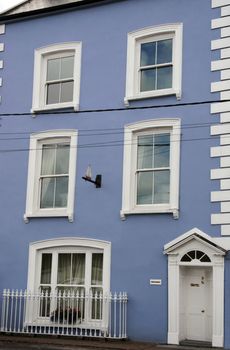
[0,334,158,350]
[0,335,219,350]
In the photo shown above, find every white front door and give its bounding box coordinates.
[180,267,212,342]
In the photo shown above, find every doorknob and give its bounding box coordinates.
[201,310,205,313]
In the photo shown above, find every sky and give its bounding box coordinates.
[0,0,24,13]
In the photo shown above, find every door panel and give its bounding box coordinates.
[180,267,212,342]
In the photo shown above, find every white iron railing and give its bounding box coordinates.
[1,289,128,339]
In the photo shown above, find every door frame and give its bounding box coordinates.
[164,228,226,348]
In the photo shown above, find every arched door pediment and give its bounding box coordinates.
[165,227,226,348]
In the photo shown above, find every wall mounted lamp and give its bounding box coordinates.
[82,165,102,188]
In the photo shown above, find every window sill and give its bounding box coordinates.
[31,102,79,114]
[124,88,181,106]
[24,210,73,223]
[120,207,179,220]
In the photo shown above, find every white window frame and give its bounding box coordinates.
[27,237,111,327]
[120,119,181,220]
[124,23,183,106]
[24,130,77,222]
[32,42,82,112]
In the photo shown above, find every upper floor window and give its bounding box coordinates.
[120,119,181,219]
[24,130,77,222]
[32,42,82,112]
[124,24,183,105]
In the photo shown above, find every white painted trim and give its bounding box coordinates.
[216,2,230,235]
[211,145,230,157]
[211,123,230,135]
[166,229,225,347]
[0,25,5,34]
[211,80,230,92]
[221,48,230,59]
[212,212,230,224]
[124,23,183,105]
[27,237,111,294]
[211,168,230,179]
[211,101,230,114]
[221,27,230,38]
[221,179,230,189]
[211,58,230,71]
[212,0,230,8]
[221,70,230,80]
[164,227,226,253]
[221,5,230,16]
[220,156,230,167]
[24,129,77,222]
[211,190,230,201]
[220,112,230,122]
[212,17,230,29]
[213,236,230,246]
[32,42,82,113]
[220,135,230,145]
[221,225,230,235]
[221,201,230,212]
[120,118,180,219]
[221,91,230,99]
[0,43,4,52]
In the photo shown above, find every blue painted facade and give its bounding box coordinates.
[0,0,229,346]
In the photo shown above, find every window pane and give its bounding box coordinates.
[91,253,103,286]
[137,135,153,169]
[154,133,170,168]
[154,170,170,203]
[40,177,55,208]
[60,81,74,103]
[40,286,51,317]
[55,176,68,207]
[137,171,153,204]
[56,286,85,321]
[157,66,172,89]
[41,145,55,175]
[72,254,85,285]
[58,254,71,284]
[60,56,74,79]
[140,42,156,66]
[55,144,70,174]
[47,58,60,81]
[47,82,60,104]
[140,68,156,92]
[157,39,172,64]
[40,254,52,284]
[91,287,103,320]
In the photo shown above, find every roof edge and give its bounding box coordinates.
[0,0,122,24]
[0,0,28,15]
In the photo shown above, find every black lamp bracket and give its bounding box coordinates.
[82,174,102,188]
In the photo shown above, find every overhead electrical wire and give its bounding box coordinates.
[0,98,226,152]
[0,98,226,118]
[0,120,223,139]
[0,134,226,154]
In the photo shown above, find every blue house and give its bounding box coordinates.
[0,0,230,347]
